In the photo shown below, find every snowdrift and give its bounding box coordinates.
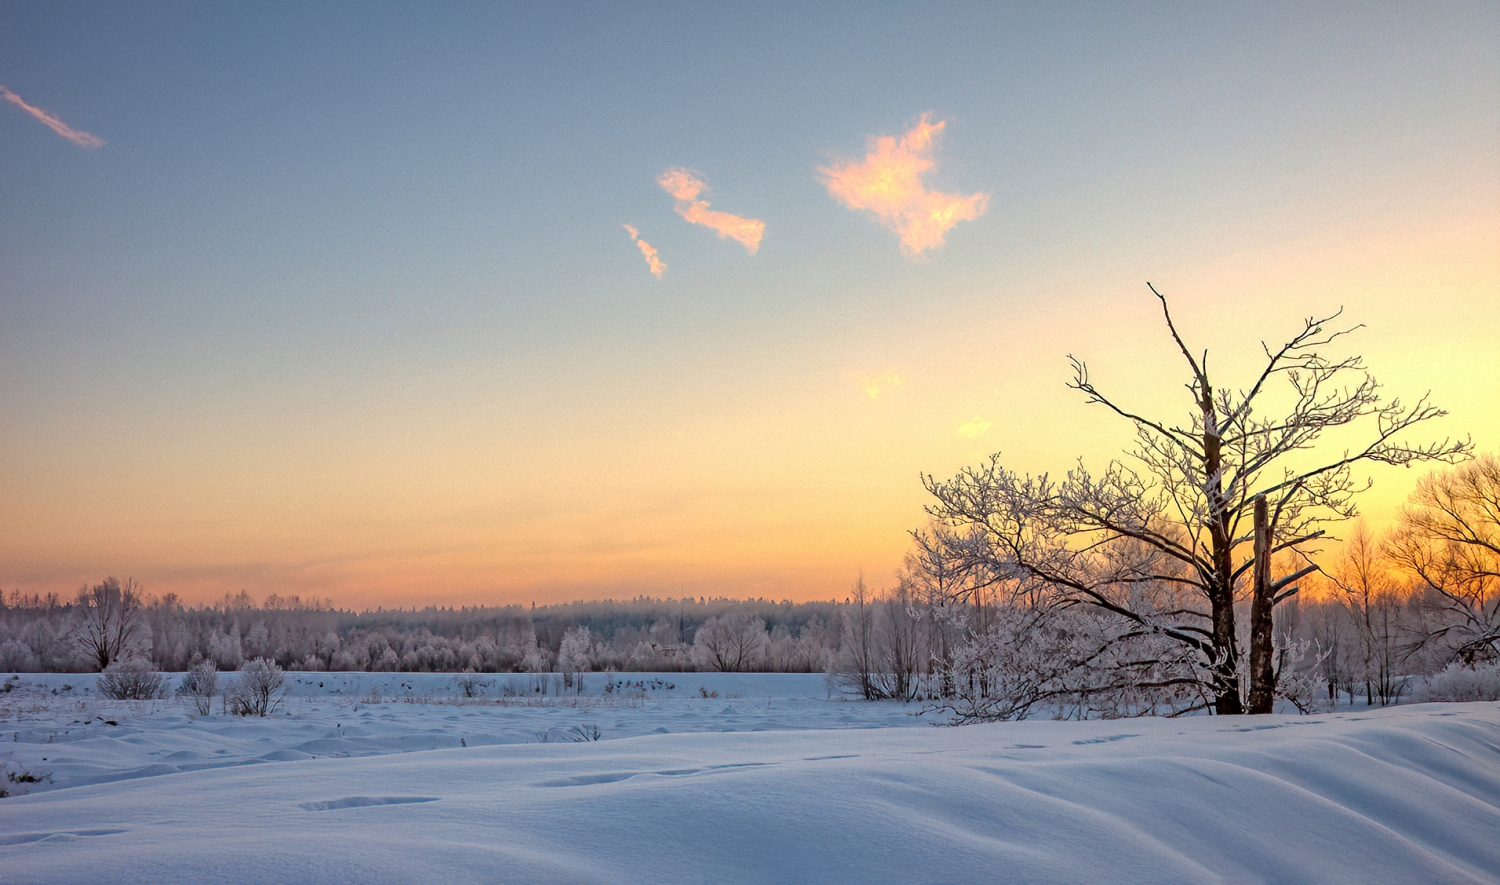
[2,702,1498,884]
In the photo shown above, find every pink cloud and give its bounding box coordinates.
[623,224,666,278]
[656,168,764,255]
[0,84,105,149]
[820,114,987,256]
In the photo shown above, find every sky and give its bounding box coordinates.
[2,2,1497,608]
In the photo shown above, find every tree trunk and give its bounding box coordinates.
[1247,495,1276,714]
[1205,426,1244,715]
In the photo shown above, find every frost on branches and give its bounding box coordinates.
[921,288,1467,717]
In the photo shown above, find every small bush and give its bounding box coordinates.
[567,723,602,742]
[1418,663,1500,703]
[455,675,489,698]
[177,660,219,715]
[225,657,285,716]
[97,659,167,700]
[0,762,52,797]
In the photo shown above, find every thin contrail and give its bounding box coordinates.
[0,84,106,149]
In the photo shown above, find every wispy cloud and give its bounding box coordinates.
[860,372,906,400]
[821,114,986,256]
[656,168,764,255]
[0,84,105,149]
[956,417,992,438]
[624,224,667,278]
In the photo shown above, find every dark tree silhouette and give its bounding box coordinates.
[73,577,146,671]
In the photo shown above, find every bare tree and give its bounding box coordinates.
[1298,594,1357,705]
[1388,455,1500,665]
[877,582,924,700]
[73,577,147,671]
[829,577,932,701]
[831,577,880,697]
[925,287,1467,715]
[692,613,768,672]
[1325,522,1406,705]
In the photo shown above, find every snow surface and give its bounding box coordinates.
[0,672,930,795]
[2,673,1498,884]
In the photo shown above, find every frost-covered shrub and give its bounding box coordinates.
[225,657,285,716]
[1417,663,1500,702]
[177,659,219,715]
[1268,636,1330,714]
[935,604,1205,721]
[97,659,168,700]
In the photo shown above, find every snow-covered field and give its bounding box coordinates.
[2,673,1498,884]
[0,671,932,795]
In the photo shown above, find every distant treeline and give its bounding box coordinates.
[0,589,841,674]
[1,571,1491,710]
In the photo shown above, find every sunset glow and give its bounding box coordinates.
[0,5,1495,610]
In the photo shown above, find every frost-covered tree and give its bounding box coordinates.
[0,639,39,671]
[1389,454,1500,665]
[693,613,768,672]
[831,578,927,700]
[925,289,1467,715]
[558,626,593,687]
[0,594,843,675]
[520,638,554,674]
[208,625,244,670]
[768,620,834,673]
